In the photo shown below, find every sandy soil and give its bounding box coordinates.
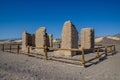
[0,45,120,80]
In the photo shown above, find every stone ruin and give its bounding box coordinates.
[22,31,35,52]
[81,28,94,49]
[61,21,78,56]
[35,27,46,52]
[22,27,53,53]
[22,21,94,57]
[47,34,53,47]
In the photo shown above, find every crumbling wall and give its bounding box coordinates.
[22,31,35,52]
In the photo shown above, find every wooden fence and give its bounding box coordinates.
[0,44,116,68]
[1,44,21,54]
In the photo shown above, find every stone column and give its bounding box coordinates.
[31,34,35,47]
[48,34,53,47]
[22,31,27,51]
[81,28,94,49]
[35,27,46,53]
[61,21,78,56]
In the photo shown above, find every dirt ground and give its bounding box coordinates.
[0,44,120,80]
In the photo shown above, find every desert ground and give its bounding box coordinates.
[0,37,120,80]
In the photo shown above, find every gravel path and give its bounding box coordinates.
[0,46,120,80]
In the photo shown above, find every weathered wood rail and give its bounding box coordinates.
[0,44,116,68]
[1,44,21,54]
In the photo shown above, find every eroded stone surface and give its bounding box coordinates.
[61,21,78,56]
[47,34,53,47]
[22,31,35,52]
[35,27,46,53]
[81,28,94,49]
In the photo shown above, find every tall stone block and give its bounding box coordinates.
[22,31,35,52]
[31,34,35,47]
[61,21,78,56]
[48,34,53,47]
[22,31,28,51]
[81,28,94,49]
[35,27,46,52]
[46,34,50,47]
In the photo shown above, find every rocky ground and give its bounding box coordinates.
[0,40,120,80]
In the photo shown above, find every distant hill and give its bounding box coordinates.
[0,38,22,44]
[0,38,22,41]
[114,33,120,37]
[95,33,120,46]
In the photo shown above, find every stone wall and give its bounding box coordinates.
[22,31,35,52]
[81,28,94,49]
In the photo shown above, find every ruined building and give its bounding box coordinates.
[22,31,35,52]
[22,21,94,56]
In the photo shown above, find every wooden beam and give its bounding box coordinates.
[27,46,30,54]
[49,57,82,65]
[113,45,116,53]
[81,48,85,67]
[44,46,48,60]
[9,44,11,53]
[85,56,98,64]
[17,44,20,54]
[2,44,4,52]
[97,48,100,61]
[105,46,107,56]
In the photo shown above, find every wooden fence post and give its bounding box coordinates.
[44,46,48,60]
[81,47,85,68]
[113,45,116,53]
[97,48,100,61]
[105,46,107,56]
[9,44,11,53]
[17,44,20,54]
[2,44,4,52]
[110,46,113,55]
[27,46,30,54]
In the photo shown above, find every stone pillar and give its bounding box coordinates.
[81,28,94,49]
[35,27,46,53]
[48,34,53,47]
[31,34,35,47]
[61,21,78,56]
[46,34,50,47]
[22,31,28,52]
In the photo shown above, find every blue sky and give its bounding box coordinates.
[0,0,120,39]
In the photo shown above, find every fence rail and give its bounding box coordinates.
[1,44,21,54]
[0,44,116,68]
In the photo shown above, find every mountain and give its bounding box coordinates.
[0,38,22,44]
[114,33,120,37]
[95,34,120,46]
[0,38,22,41]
